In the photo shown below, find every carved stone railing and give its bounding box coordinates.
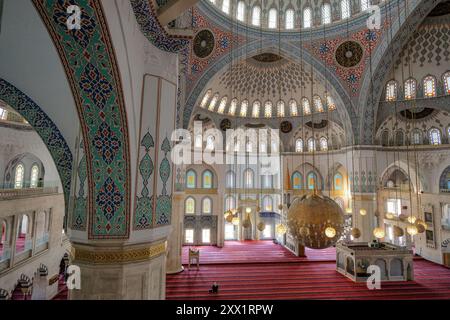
[0,187,59,200]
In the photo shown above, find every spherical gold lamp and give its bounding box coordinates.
[399,213,408,222]
[393,225,404,237]
[257,221,266,232]
[416,219,427,230]
[359,209,367,216]
[385,212,395,220]
[278,204,284,210]
[242,214,251,229]
[276,224,287,236]
[325,227,337,239]
[407,216,417,224]
[225,213,234,223]
[232,216,240,226]
[416,224,426,234]
[287,192,345,249]
[373,227,386,239]
[351,228,362,239]
[407,224,418,236]
[224,210,232,218]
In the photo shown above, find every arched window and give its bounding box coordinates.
[236,1,246,21]
[15,164,24,189]
[313,95,324,112]
[308,138,316,152]
[334,173,343,190]
[361,0,370,12]
[307,172,317,190]
[217,97,227,114]
[30,165,39,188]
[429,128,442,145]
[226,171,235,188]
[443,71,450,94]
[246,141,253,153]
[295,139,304,153]
[264,101,273,118]
[16,215,29,253]
[240,100,249,117]
[200,90,212,108]
[225,195,236,211]
[262,196,273,212]
[185,197,195,215]
[186,170,197,189]
[320,137,328,151]
[289,99,298,116]
[302,98,311,115]
[252,101,261,118]
[341,0,351,19]
[222,0,230,14]
[285,9,295,29]
[292,172,303,190]
[404,78,417,100]
[303,7,312,28]
[322,3,331,24]
[326,95,336,110]
[208,93,219,111]
[260,141,267,153]
[423,76,437,98]
[1,221,6,248]
[411,129,421,145]
[262,175,273,189]
[268,8,277,29]
[277,101,285,117]
[202,170,213,189]
[244,169,254,188]
[386,81,397,101]
[202,197,212,214]
[0,107,8,120]
[395,130,404,146]
[252,6,261,26]
[228,98,238,115]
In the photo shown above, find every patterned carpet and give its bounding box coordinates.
[168,241,450,300]
[182,241,336,264]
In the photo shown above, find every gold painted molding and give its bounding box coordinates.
[72,242,167,265]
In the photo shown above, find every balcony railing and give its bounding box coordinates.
[0,187,59,200]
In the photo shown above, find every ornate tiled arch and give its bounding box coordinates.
[0,78,73,206]
[32,0,131,239]
[130,0,191,53]
[183,39,357,143]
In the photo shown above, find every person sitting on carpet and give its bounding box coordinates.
[209,282,219,294]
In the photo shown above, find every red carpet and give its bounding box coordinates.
[168,241,450,300]
[182,241,335,264]
[52,275,68,300]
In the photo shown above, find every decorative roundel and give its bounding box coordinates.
[193,30,215,59]
[220,118,232,131]
[280,121,293,133]
[335,41,364,68]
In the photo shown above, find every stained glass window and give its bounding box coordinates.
[334,173,343,191]
[320,137,328,151]
[186,170,196,189]
[244,169,254,188]
[217,97,227,114]
[262,196,273,212]
[277,101,285,117]
[264,101,272,118]
[386,81,397,101]
[313,96,324,113]
[252,101,261,118]
[308,138,316,152]
[404,78,416,100]
[341,0,351,19]
[200,90,212,108]
[443,72,450,94]
[361,0,370,12]
[222,0,230,14]
[202,198,212,214]
[185,197,195,214]
[411,129,421,145]
[203,170,213,189]
[302,98,311,115]
[307,172,317,190]
[429,128,441,145]
[209,94,219,111]
[423,76,436,98]
[326,95,336,110]
[240,100,249,117]
[268,8,277,29]
[228,98,238,115]
[292,172,303,190]
[289,99,298,116]
[226,171,235,188]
